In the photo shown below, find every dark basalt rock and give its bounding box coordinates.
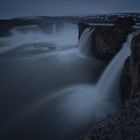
[91,17,135,60]
[79,35,140,140]
[79,93,140,140]
[121,34,140,102]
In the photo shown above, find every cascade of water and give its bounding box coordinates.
[96,31,140,99]
[78,28,94,55]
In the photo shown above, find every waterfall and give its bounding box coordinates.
[96,31,140,100]
[78,28,94,55]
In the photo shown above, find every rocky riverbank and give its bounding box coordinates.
[78,27,140,140]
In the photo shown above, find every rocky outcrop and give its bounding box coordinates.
[91,17,135,60]
[121,34,140,102]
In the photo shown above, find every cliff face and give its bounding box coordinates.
[92,17,135,60]
[92,25,133,59]
[78,17,135,60]
[121,34,140,102]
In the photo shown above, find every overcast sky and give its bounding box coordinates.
[0,0,140,18]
